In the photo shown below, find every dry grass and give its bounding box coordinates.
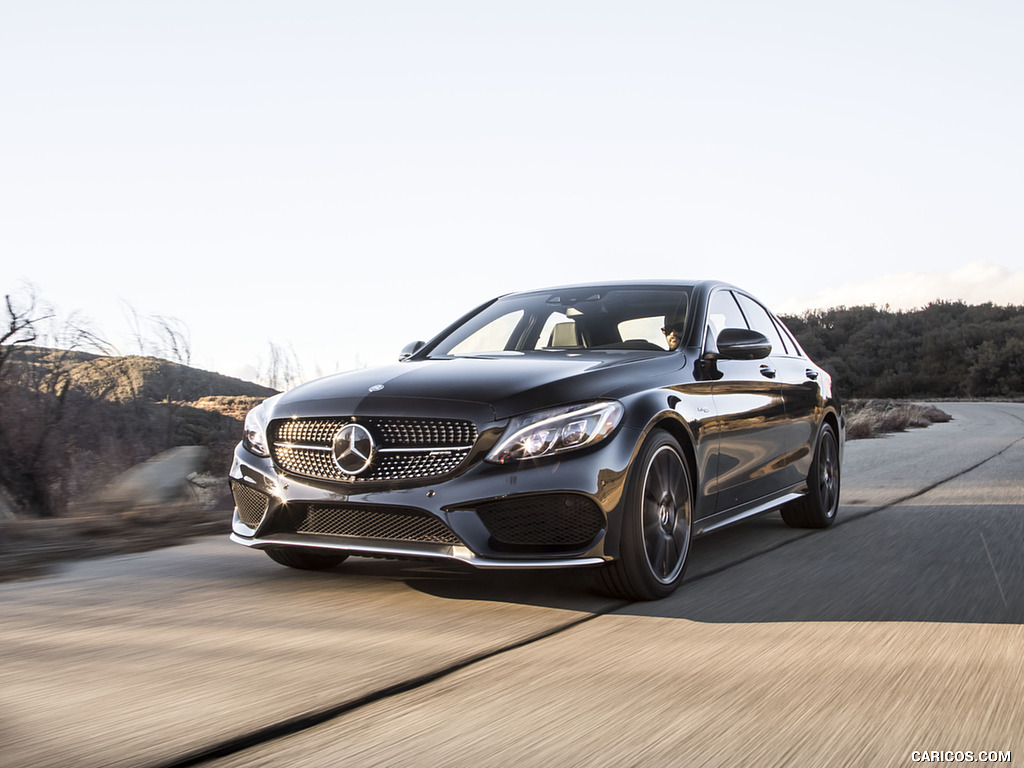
[845,400,952,440]
[188,395,268,423]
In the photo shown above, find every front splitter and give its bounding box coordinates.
[230,533,608,570]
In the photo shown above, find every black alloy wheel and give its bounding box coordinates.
[264,547,350,571]
[781,422,840,529]
[601,431,693,601]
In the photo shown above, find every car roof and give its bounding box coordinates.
[498,279,737,299]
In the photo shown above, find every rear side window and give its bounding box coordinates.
[774,317,804,357]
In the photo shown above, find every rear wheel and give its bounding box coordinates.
[601,431,693,601]
[781,422,840,528]
[264,547,349,571]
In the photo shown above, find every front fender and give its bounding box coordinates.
[599,387,720,561]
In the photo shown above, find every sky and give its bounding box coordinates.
[2,1,1022,384]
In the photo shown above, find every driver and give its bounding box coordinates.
[662,316,685,350]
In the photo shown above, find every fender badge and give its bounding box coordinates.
[368,384,384,393]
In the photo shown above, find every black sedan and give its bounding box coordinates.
[229,281,843,600]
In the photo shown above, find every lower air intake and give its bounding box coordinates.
[476,495,605,550]
[297,505,462,546]
[232,481,270,529]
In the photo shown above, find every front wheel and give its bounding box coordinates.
[781,422,840,528]
[600,431,693,601]
[264,547,349,571]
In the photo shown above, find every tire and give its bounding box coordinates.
[781,422,840,529]
[600,431,693,601]
[264,547,349,571]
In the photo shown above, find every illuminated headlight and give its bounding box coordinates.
[243,402,271,458]
[486,401,624,464]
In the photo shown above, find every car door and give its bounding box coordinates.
[734,291,820,489]
[704,289,792,512]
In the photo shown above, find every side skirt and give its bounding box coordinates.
[694,490,805,536]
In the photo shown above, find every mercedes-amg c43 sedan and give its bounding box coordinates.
[229,281,843,600]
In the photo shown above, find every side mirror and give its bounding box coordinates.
[710,328,771,360]
[399,340,426,361]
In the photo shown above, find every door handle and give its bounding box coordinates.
[759,365,776,379]
[805,369,819,380]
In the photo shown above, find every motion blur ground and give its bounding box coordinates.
[0,403,1021,768]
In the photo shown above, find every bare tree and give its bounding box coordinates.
[44,309,114,358]
[116,301,192,365]
[0,284,118,516]
[260,341,303,391]
[149,314,192,366]
[120,300,149,356]
[0,285,54,380]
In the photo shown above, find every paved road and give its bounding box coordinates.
[1,403,1022,768]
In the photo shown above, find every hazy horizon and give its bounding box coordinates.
[5,260,1022,385]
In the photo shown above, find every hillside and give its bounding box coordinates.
[0,346,276,519]
[5,345,275,402]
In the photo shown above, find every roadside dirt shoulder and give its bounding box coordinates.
[0,506,228,583]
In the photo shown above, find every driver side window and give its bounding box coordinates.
[704,291,747,352]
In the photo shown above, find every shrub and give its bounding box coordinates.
[843,400,953,440]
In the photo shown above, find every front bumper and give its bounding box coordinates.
[228,427,639,568]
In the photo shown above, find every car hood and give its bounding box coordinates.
[272,352,684,423]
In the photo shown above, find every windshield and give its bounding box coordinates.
[427,286,692,358]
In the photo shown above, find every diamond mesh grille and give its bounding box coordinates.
[269,417,477,483]
[232,481,270,529]
[274,418,476,447]
[297,505,462,545]
[476,495,605,548]
[366,418,476,446]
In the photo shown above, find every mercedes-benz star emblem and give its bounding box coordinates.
[331,423,375,476]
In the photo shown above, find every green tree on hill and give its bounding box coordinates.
[781,301,1024,400]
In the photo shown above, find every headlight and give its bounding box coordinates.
[243,402,271,457]
[486,401,624,464]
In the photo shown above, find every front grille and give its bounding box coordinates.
[297,505,462,545]
[476,495,605,550]
[269,417,477,484]
[274,418,476,447]
[232,481,269,529]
